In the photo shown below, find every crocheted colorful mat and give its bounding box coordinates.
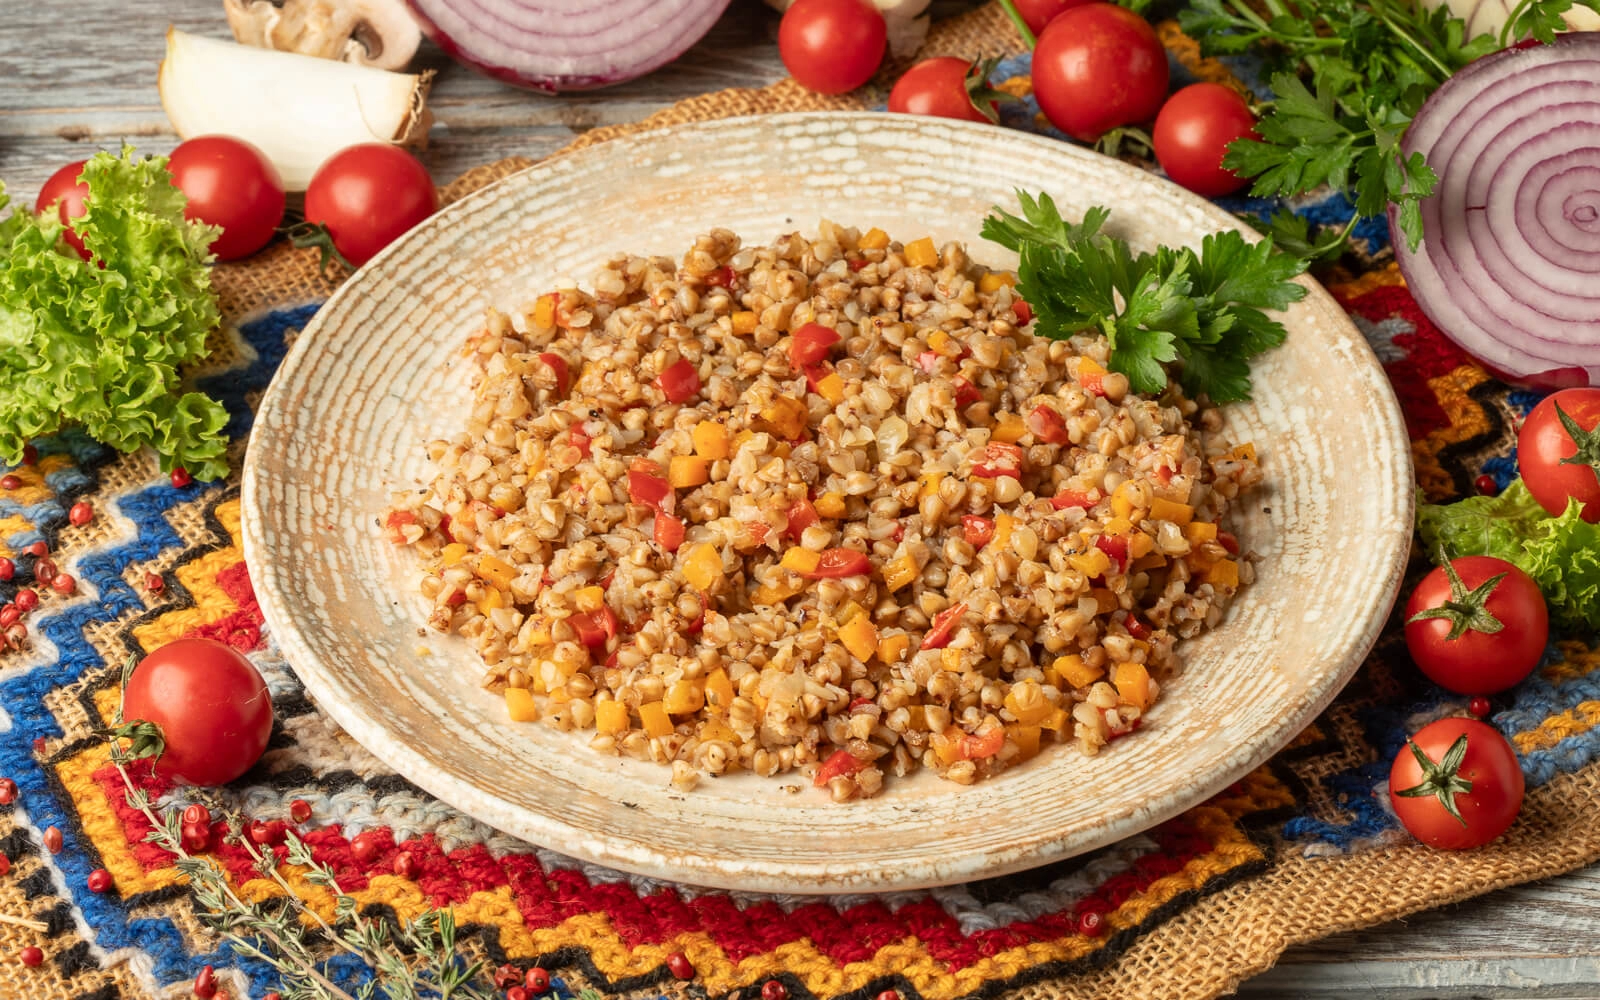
[4,6,1599,1000]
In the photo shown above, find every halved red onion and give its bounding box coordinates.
[404,0,731,92]
[1391,33,1600,388]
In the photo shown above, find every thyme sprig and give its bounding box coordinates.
[106,740,497,1000]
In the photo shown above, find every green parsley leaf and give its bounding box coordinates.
[984,192,1308,403]
[0,147,228,480]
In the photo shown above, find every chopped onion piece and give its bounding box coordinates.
[1392,34,1600,387]
[404,0,732,92]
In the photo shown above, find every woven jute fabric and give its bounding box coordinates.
[3,4,1598,1000]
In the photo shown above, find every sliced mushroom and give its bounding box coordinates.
[223,0,423,70]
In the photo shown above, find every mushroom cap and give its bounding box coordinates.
[224,0,423,71]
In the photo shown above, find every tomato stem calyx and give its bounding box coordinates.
[1554,401,1600,479]
[281,218,354,277]
[1394,733,1474,826]
[1406,558,1507,641]
[964,58,1018,125]
[107,720,166,764]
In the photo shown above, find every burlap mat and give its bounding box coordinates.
[3,4,1598,1000]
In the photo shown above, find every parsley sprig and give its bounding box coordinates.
[982,191,1308,404]
[1177,0,1600,251]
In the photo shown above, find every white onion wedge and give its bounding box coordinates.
[158,28,432,191]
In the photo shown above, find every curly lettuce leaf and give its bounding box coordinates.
[1417,479,1600,632]
[0,147,228,480]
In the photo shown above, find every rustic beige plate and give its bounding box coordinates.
[242,112,1412,894]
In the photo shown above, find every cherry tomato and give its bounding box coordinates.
[570,607,618,649]
[1008,0,1091,33]
[654,512,686,552]
[166,135,287,261]
[887,57,994,124]
[1031,4,1169,142]
[303,143,437,268]
[788,323,842,368]
[1389,717,1524,850]
[1517,387,1600,523]
[778,0,887,95]
[961,515,995,549]
[813,747,867,786]
[1095,534,1129,571]
[1051,489,1095,510]
[957,727,1005,760]
[119,638,273,786]
[1027,403,1069,444]
[538,353,570,396]
[35,160,92,260]
[921,601,968,650]
[627,463,674,512]
[786,499,820,540]
[971,441,1025,479]
[801,547,872,579]
[1404,556,1548,694]
[1152,83,1259,197]
[656,359,702,403]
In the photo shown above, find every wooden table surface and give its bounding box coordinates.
[4,1,1599,996]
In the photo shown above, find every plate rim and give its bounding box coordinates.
[242,109,1415,893]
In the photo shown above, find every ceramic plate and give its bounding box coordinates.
[242,112,1412,894]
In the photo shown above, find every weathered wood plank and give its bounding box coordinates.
[6,0,1600,994]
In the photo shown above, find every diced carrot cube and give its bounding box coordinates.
[760,396,809,440]
[1184,521,1219,545]
[859,227,890,250]
[638,701,674,739]
[1130,532,1156,559]
[927,329,953,355]
[816,373,846,406]
[1054,654,1104,689]
[1113,661,1153,711]
[478,554,516,590]
[704,668,734,712]
[440,542,469,566]
[814,492,847,518]
[664,679,705,715]
[751,579,804,605]
[1007,723,1042,760]
[669,455,710,488]
[1069,548,1112,578]
[731,311,758,335]
[779,547,822,575]
[877,632,910,665]
[904,237,939,269]
[1149,497,1194,525]
[881,554,918,593]
[991,414,1026,444]
[504,687,539,723]
[682,543,724,591]
[693,421,730,460]
[978,272,1017,293]
[838,615,878,662]
[1203,558,1240,589]
[595,700,629,735]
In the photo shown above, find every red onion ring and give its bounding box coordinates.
[1391,33,1600,388]
[405,0,732,92]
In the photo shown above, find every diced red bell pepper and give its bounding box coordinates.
[568,425,592,458]
[1050,489,1095,510]
[917,351,940,374]
[1126,615,1153,641]
[1218,531,1240,554]
[786,499,819,540]
[1154,464,1174,485]
[599,570,615,589]
[657,359,701,403]
[744,519,772,547]
[1095,535,1129,572]
[848,257,869,272]
[921,601,968,650]
[538,352,570,396]
[445,590,467,607]
[1028,403,1069,445]
[848,697,875,711]
[703,265,736,288]
[813,748,867,787]
[953,377,981,408]
[789,323,842,369]
[801,547,872,579]
[383,510,417,544]
[654,512,686,552]
[971,442,1024,480]
[438,514,454,543]
[961,515,995,549]
[958,728,1005,760]
[1013,300,1032,325]
[571,606,618,648]
[628,469,674,513]
[803,363,831,394]
[1080,369,1107,397]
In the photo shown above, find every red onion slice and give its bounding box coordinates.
[1391,34,1600,388]
[405,0,732,92]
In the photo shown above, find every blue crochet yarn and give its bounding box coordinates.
[198,303,322,443]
